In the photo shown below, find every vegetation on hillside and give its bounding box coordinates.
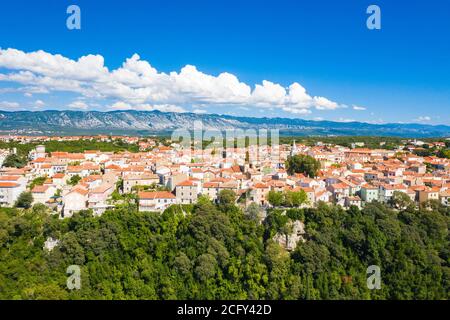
[0,139,139,156]
[0,197,448,300]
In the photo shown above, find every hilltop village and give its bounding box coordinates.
[0,135,449,218]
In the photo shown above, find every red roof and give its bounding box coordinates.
[203,182,219,188]
[0,182,19,188]
[0,175,21,181]
[177,180,195,187]
[32,185,50,193]
[138,191,176,199]
[253,183,269,189]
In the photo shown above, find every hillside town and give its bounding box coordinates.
[0,135,449,218]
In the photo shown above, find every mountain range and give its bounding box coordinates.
[0,110,449,137]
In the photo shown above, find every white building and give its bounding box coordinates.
[138,191,177,212]
[32,185,56,205]
[62,188,88,218]
[0,175,27,206]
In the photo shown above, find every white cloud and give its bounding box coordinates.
[68,100,89,110]
[35,99,45,107]
[108,101,186,113]
[352,105,366,111]
[0,101,20,110]
[282,107,312,115]
[313,96,339,110]
[415,116,431,122]
[336,117,356,123]
[0,48,347,115]
[192,108,208,114]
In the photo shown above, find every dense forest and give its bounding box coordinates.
[0,197,448,300]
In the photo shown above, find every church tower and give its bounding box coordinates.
[290,140,297,157]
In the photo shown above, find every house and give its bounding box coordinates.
[378,184,406,203]
[176,180,200,204]
[62,188,88,218]
[0,175,27,206]
[328,183,350,202]
[418,188,440,203]
[202,181,220,201]
[52,173,67,187]
[440,190,450,206]
[166,173,188,191]
[299,178,323,189]
[315,189,331,203]
[250,183,270,206]
[0,182,23,206]
[88,183,114,207]
[28,145,46,161]
[360,184,379,203]
[294,187,315,205]
[123,173,160,193]
[138,191,177,212]
[345,196,362,209]
[32,185,56,205]
[88,183,114,216]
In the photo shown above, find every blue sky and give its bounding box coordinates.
[0,0,449,124]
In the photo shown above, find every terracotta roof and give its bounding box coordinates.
[253,183,269,189]
[138,191,176,199]
[69,188,89,196]
[90,184,113,194]
[203,182,219,188]
[0,175,21,181]
[177,180,196,187]
[51,152,69,157]
[0,182,19,188]
[331,183,349,189]
[32,185,50,193]
[106,164,121,170]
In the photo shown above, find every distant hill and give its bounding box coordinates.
[0,110,449,137]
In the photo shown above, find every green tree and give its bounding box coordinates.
[268,191,284,207]
[217,189,236,210]
[245,202,263,221]
[389,191,413,210]
[437,149,450,159]
[2,153,27,168]
[285,154,321,178]
[195,254,217,282]
[29,176,47,189]
[14,191,33,209]
[285,190,308,207]
[68,174,81,186]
